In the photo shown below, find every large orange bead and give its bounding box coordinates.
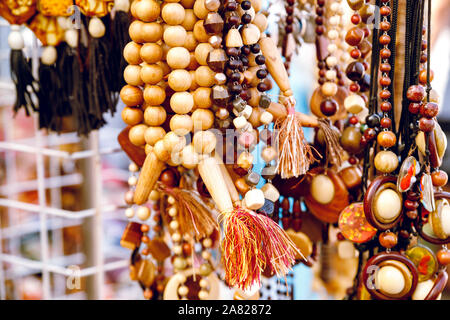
[431,170,448,187]
[377,131,396,148]
[437,249,450,266]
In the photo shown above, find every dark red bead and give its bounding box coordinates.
[380,76,391,87]
[348,156,358,165]
[379,89,391,100]
[380,63,391,73]
[406,210,418,220]
[380,6,391,16]
[420,102,439,118]
[380,48,391,59]
[257,82,268,92]
[404,200,419,210]
[320,99,338,117]
[315,16,323,25]
[379,34,391,45]
[233,163,249,176]
[350,83,360,92]
[285,24,293,33]
[380,117,392,128]
[316,26,324,35]
[380,21,391,31]
[408,102,421,114]
[349,116,359,125]
[420,53,427,63]
[380,101,392,112]
[406,85,425,102]
[287,6,294,14]
[351,48,361,59]
[337,232,345,241]
[351,13,361,25]
[419,117,435,132]
[364,128,377,140]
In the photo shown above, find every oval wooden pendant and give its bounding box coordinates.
[163,269,220,300]
[362,252,418,300]
[338,202,377,244]
[416,191,450,245]
[309,86,348,120]
[364,176,403,230]
[304,167,349,224]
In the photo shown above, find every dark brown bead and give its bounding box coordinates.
[240,89,250,101]
[315,16,323,25]
[419,102,439,118]
[408,102,421,114]
[320,99,338,117]
[319,69,326,77]
[379,34,391,45]
[380,63,391,73]
[316,25,324,35]
[317,0,325,6]
[233,163,249,176]
[257,82,268,92]
[318,77,326,85]
[420,53,427,63]
[421,39,428,51]
[406,85,425,102]
[380,48,391,59]
[255,55,265,65]
[229,83,242,94]
[226,47,239,57]
[346,61,365,81]
[345,27,365,46]
[358,74,371,92]
[287,6,294,14]
[431,170,448,187]
[418,117,435,132]
[380,117,392,128]
[406,190,421,201]
[241,13,252,24]
[358,39,372,58]
[204,12,224,35]
[225,1,237,10]
[207,49,227,72]
[379,232,397,249]
[212,85,230,106]
[226,15,240,27]
[241,0,251,9]
[286,15,294,24]
[160,168,178,187]
[256,69,268,79]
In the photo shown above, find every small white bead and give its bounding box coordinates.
[8,27,24,50]
[329,15,340,26]
[325,70,337,81]
[88,17,105,38]
[327,29,339,40]
[241,105,253,119]
[178,273,187,283]
[137,206,150,221]
[173,245,183,255]
[199,279,209,288]
[125,207,135,218]
[168,206,178,217]
[203,238,212,248]
[170,220,179,230]
[201,250,211,260]
[233,116,247,129]
[330,3,340,12]
[327,43,337,54]
[326,56,338,68]
[168,196,176,204]
[129,162,139,172]
[244,189,265,210]
[172,232,181,242]
[115,0,130,12]
[259,111,273,125]
[41,46,58,66]
[198,290,209,300]
[128,176,138,186]
[178,285,189,296]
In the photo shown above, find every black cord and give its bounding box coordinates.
[388,0,398,130]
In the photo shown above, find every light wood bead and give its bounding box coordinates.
[193,20,209,42]
[163,26,187,47]
[167,151,183,167]
[144,85,166,105]
[237,151,254,170]
[122,107,144,126]
[253,13,268,32]
[250,0,262,12]
[261,183,280,202]
[247,107,262,128]
[248,87,260,107]
[163,131,186,153]
[259,111,273,125]
[195,66,215,87]
[374,150,399,173]
[124,42,142,65]
[182,9,198,31]
[225,28,243,47]
[162,3,185,25]
[321,82,338,97]
[130,0,139,18]
[242,24,260,45]
[140,43,163,64]
[244,189,265,210]
[144,106,166,126]
[153,139,170,162]
[168,70,192,92]
[187,52,199,70]
[157,61,171,76]
[181,0,195,8]
[124,65,143,87]
[310,174,335,205]
[140,63,163,85]
[261,146,277,163]
[344,94,366,114]
[184,31,198,51]
[194,43,213,66]
[193,87,212,108]
[161,42,170,61]
[145,144,154,155]
[170,92,194,114]
[129,20,144,43]
[166,47,191,69]
[193,0,208,19]
[129,124,148,147]
[170,114,193,136]
[181,144,199,169]
[141,22,163,42]
[88,19,104,39]
[189,71,199,90]
[120,85,144,107]
[193,131,217,154]
[144,126,166,146]
[192,109,214,130]
[233,116,247,129]
[135,0,161,22]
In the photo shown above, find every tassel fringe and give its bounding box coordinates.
[317,118,345,167]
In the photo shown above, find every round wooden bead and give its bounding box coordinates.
[244,189,265,210]
[163,131,186,153]
[420,102,439,119]
[193,0,209,19]
[144,85,166,105]
[377,131,396,148]
[340,126,362,153]
[437,250,450,266]
[192,109,214,130]
[140,63,163,85]
[144,126,166,146]
[161,3,185,25]
[374,150,398,173]
[120,85,144,107]
[135,0,161,22]
[124,42,142,65]
[129,124,148,146]
[144,106,166,126]
[184,31,198,51]
[193,20,210,42]
[431,170,448,187]
[122,107,144,126]
[379,232,398,249]
[154,140,170,162]
[195,43,213,66]
[182,9,198,31]
[140,43,163,64]
[168,69,192,92]
[141,22,163,42]
[170,114,193,136]
[310,174,335,205]
[170,92,194,114]
[406,85,425,102]
[321,82,338,97]
[193,131,217,154]
[195,66,215,87]
[193,87,212,109]
[344,94,365,114]
[189,70,199,90]
[181,145,199,169]
[376,266,406,295]
[124,65,143,87]
[345,27,364,46]
[166,47,191,69]
[129,20,144,43]
[181,0,195,8]
[253,12,268,32]
[163,26,187,47]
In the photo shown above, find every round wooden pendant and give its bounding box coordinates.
[405,245,438,282]
[163,269,220,300]
[338,202,377,244]
[304,167,349,224]
[415,191,450,245]
[310,86,348,121]
[362,252,418,300]
[286,230,313,259]
[364,176,403,230]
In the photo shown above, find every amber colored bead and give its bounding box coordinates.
[379,232,397,249]
[380,48,391,59]
[160,169,177,188]
[379,34,391,45]
[418,117,435,132]
[182,243,192,256]
[380,21,391,31]
[380,5,391,16]
[380,101,392,112]
[351,48,361,59]
[380,63,391,73]
[379,89,391,100]
[380,76,391,87]
[141,248,150,256]
[431,170,448,187]
[350,83,360,92]
[143,289,153,300]
[349,116,359,125]
[406,210,418,220]
[399,230,410,239]
[351,13,361,25]
[153,225,161,232]
[141,224,150,233]
[408,102,421,114]
[364,128,377,140]
[380,117,392,128]
[420,53,427,63]
[419,69,434,85]
[437,250,450,266]
[377,131,396,148]
[406,85,425,102]
[345,27,364,46]
[141,235,150,243]
[420,102,439,118]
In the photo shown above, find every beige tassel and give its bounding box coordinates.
[317,119,345,167]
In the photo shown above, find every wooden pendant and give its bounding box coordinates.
[134,151,165,205]
[304,167,349,224]
[163,269,220,300]
[118,127,146,167]
[416,191,450,245]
